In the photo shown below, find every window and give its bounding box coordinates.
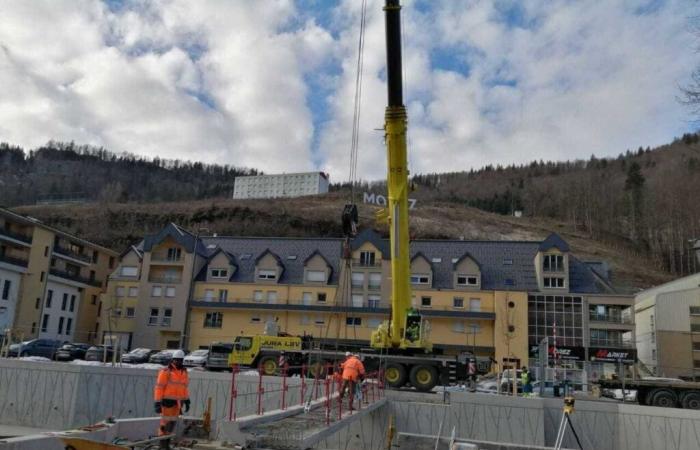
[352,294,364,307]
[218,289,228,302]
[148,308,159,326]
[300,315,311,325]
[287,255,297,260]
[267,291,278,304]
[368,273,381,289]
[306,270,326,282]
[693,342,700,351]
[210,268,228,278]
[691,324,700,333]
[1,280,10,300]
[162,308,172,326]
[203,289,215,301]
[91,295,97,305]
[366,318,383,328]
[431,257,442,263]
[421,296,432,307]
[35,297,40,309]
[456,275,479,286]
[41,314,49,332]
[543,277,565,288]
[468,323,481,334]
[651,331,656,343]
[690,307,700,315]
[58,317,64,334]
[469,298,481,312]
[368,295,381,309]
[694,359,700,369]
[251,316,261,323]
[116,286,125,297]
[66,318,72,335]
[69,295,75,312]
[652,349,657,360]
[92,251,99,264]
[112,308,122,317]
[61,293,68,311]
[46,290,53,308]
[44,246,49,257]
[543,254,564,272]
[453,297,464,308]
[204,312,223,328]
[258,269,277,280]
[302,292,312,305]
[126,307,135,318]
[253,290,264,302]
[359,251,376,266]
[109,256,115,269]
[97,301,102,317]
[346,317,362,326]
[166,247,182,261]
[317,293,327,303]
[503,258,514,265]
[351,272,364,288]
[314,317,325,325]
[452,321,465,332]
[151,286,162,297]
[31,322,36,334]
[40,271,45,282]
[121,266,138,277]
[128,287,138,297]
[411,274,430,284]
[165,287,176,298]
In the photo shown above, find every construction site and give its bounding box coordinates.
[2,1,700,449]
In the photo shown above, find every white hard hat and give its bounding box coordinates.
[345,351,352,357]
[172,350,185,359]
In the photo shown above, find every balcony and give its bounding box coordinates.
[367,284,382,291]
[0,228,32,245]
[53,244,92,264]
[190,297,392,314]
[150,252,184,263]
[352,259,382,268]
[589,312,633,325]
[589,338,635,348]
[0,253,29,268]
[49,268,102,287]
[149,275,182,284]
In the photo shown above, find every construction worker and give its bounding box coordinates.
[521,366,533,397]
[154,350,190,449]
[339,352,365,402]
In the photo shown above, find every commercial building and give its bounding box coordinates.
[0,207,117,345]
[635,273,700,379]
[98,224,634,380]
[232,172,329,199]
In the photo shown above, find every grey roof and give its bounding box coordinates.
[143,223,208,256]
[351,229,389,259]
[199,236,343,284]
[539,233,570,252]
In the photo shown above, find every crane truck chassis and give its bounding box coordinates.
[228,334,488,392]
[597,378,700,409]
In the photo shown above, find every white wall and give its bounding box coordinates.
[0,268,22,334]
[39,281,81,341]
[233,172,329,199]
[634,302,656,370]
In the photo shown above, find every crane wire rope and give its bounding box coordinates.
[348,0,368,202]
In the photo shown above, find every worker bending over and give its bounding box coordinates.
[154,350,190,449]
[339,352,365,402]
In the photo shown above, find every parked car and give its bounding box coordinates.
[121,348,158,364]
[7,341,30,357]
[55,343,92,361]
[85,345,120,362]
[149,349,179,365]
[10,339,64,359]
[184,349,209,368]
[207,342,234,371]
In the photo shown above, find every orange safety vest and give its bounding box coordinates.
[154,366,190,402]
[341,356,365,381]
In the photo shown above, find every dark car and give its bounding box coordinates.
[55,343,91,361]
[149,349,178,365]
[10,339,64,359]
[85,345,121,362]
[121,348,158,364]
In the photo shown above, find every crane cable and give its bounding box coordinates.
[348,0,368,203]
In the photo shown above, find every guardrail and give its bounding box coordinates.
[0,228,32,244]
[53,245,92,263]
[148,276,182,284]
[0,253,29,268]
[589,339,635,348]
[49,268,102,287]
[589,312,633,325]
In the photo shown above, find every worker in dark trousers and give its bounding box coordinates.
[339,352,365,403]
[154,350,190,450]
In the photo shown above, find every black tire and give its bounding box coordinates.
[651,389,678,408]
[307,361,327,379]
[409,365,439,392]
[681,391,700,410]
[384,363,408,389]
[259,356,279,376]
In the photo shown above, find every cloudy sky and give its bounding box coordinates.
[0,0,696,180]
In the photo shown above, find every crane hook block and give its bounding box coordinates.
[342,204,359,237]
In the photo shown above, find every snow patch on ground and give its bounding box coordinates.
[18,356,52,362]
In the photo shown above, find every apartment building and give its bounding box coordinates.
[0,207,117,344]
[635,273,700,379]
[98,224,633,379]
[232,172,329,199]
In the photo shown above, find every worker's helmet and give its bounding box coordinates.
[345,351,352,357]
[172,349,185,359]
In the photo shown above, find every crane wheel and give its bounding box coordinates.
[308,361,327,378]
[409,365,438,392]
[259,356,279,376]
[681,392,700,409]
[651,389,678,408]
[384,363,408,388]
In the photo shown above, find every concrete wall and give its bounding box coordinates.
[0,359,306,431]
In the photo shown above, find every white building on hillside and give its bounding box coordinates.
[233,172,329,200]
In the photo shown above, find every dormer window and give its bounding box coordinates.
[166,247,182,261]
[306,270,326,282]
[411,274,430,284]
[543,254,564,272]
[211,268,228,279]
[456,275,479,286]
[359,251,376,266]
[258,269,277,280]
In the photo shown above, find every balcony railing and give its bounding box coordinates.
[589,338,635,348]
[53,245,92,264]
[49,268,102,287]
[0,228,32,244]
[367,284,382,291]
[0,253,29,268]
[588,312,633,325]
[150,253,183,263]
[149,275,182,284]
[352,259,382,268]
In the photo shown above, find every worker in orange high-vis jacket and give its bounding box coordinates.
[339,352,365,400]
[154,349,190,450]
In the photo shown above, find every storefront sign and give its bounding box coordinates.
[588,347,636,363]
[529,345,585,361]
